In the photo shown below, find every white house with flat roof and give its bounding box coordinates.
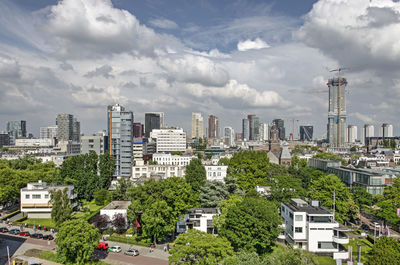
[281,198,349,261]
[152,153,195,166]
[205,165,227,182]
[176,208,219,234]
[20,180,76,218]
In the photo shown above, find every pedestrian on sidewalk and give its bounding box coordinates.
[164,246,167,252]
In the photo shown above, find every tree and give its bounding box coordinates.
[218,157,230,165]
[366,236,400,265]
[94,189,108,206]
[214,194,243,229]
[169,229,234,265]
[222,251,263,265]
[50,188,73,226]
[141,199,173,244]
[111,178,132,200]
[263,247,319,265]
[352,187,373,210]
[185,159,206,192]
[218,197,281,255]
[98,154,114,190]
[375,178,400,225]
[198,181,229,207]
[112,213,127,233]
[350,146,357,152]
[92,214,110,230]
[308,174,355,223]
[312,152,347,165]
[55,219,101,264]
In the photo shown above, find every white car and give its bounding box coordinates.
[108,246,122,253]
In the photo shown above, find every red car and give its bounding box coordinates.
[97,242,109,250]
[19,231,30,236]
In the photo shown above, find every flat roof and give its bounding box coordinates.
[284,199,332,215]
[188,208,218,214]
[102,201,131,210]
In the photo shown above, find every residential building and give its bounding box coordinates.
[223,127,234,147]
[15,139,53,147]
[54,140,81,155]
[242,118,249,141]
[248,115,260,140]
[191,112,204,139]
[145,112,164,137]
[300,126,313,142]
[260,123,269,141]
[273,119,285,140]
[281,199,349,260]
[362,124,374,145]
[208,115,219,139]
[72,118,80,142]
[6,120,26,144]
[100,201,131,229]
[56,114,73,141]
[20,180,76,218]
[80,135,107,154]
[150,128,186,153]
[133,122,144,138]
[107,104,133,178]
[132,159,186,181]
[205,165,227,182]
[176,208,219,234]
[133,138,144,161]
[152,153,195,166]
[0,133,10,147]
[40,125,58,140]
[347,125,357,143]
[327,77,347,147]
[379,123,393,138]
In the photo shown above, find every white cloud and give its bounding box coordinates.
[237,38,270,51]
[149,18,178,29]
[352,112,375,124]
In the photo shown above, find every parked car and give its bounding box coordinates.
[97,242,109,250]
[30,233,43,239]
[0,227,9,233]
[18,231,30,236]
[124,248,139,256]
[42,234,54,240]
[108,246,122,253]
[9,229,20,235]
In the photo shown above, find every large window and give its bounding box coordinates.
[318,242,336,249]
[295,227,303,233]
[32,194,41,199]
[295,215,303,221]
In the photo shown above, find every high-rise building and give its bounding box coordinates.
[242,118,249,141]
[72,118,80,142]
[192,113,204,139]
[0,133,10,147]
[107,104,133,178]
[347,125,357,143]
[133,123,144,138]
[379,123,393,138]
[260,123,269,141]
[224,127,235,147]
[40,125,58,140]
[6,120,26,144]
[208,115,219,139]
[56,114,78,142]
[327,77,347,147]
[300,126,313,142]
[362,124,374,145]
[150,128,186,153]
[248,115,260,140]
[80,135,107,155]
[273,119,285,140]
[145,112,164,137]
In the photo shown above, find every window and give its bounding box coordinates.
[25,194,30,199]
[295,227,303,233]
[45,194,49,199]
[295,215,303,221]
[289,212,293,219]
[32,194,41,199]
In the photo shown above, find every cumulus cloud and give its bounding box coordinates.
[149,18,178,29]
[84,65,114,79]
[237,38,270,51]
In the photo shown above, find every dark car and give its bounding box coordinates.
[18,231,30,236]
[42,234,54,240]
[361,224,370,231]
[30,233,43,239]
[124,248,139,256]
[9,229,20,235]
[0,227,9,233]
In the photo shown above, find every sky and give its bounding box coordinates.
[1,0,400,139]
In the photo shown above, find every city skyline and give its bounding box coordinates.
[1,0,400,137]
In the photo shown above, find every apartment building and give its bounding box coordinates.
[176,208,219,234]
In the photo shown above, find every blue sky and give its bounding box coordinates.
[1,0,400,138]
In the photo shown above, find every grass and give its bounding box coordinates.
[345,238,372,264]
[73,200,103,219]
[316,256,336,265]
[25,218,56,228]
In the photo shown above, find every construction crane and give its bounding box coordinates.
[329,65,362,147]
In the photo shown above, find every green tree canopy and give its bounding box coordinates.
[185,158,206,192]
[218,196,281,255]
[375,178,400,225]
[263,247,319,265]
[198,181,230,208]
[50,187,73,226]
[312,152,347,165]
[366,236,400,265]
[55,219,100,264]
[169,229,234,265]
[308,174,355,223]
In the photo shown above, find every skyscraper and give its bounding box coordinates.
[242,118,249,141]
[56,114,74,142]
[191,113,204,139]
[300,126,313,141]
[40,125,58,140]
[347,125,357,143]
[107,104,133,178]
[380,123,393,138]
[260,123,269,141]
[145,112,164,137]
[224,127,235,146]
[248,115,260,140]
[208,115,219,139]
[327,77,347,147]
[362,124,374,145]
[6,120,26,144]
[133,122,144,138]
[72,118,80,142]
[272,119,285,140]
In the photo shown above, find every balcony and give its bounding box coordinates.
[333,227,349,244]
[333,250,349,260]
[333,235,349,244]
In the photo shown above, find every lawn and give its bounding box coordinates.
[73,200,103,219]
[25,218,56,228]
[345,237,372,264]
[316,256,336,265]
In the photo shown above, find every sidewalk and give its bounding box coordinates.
[106,239,170,261]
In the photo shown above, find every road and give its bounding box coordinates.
[0,232,168,265]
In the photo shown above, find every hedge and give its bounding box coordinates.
[0,210,21,221]
[107,234,151,247]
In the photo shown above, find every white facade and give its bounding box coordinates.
[176,208,219,234]
[379,123,393,138]
[362,124,374,144]
[20,180,76,218]
[40,125,58,140]
[260,123,269,141]
[15,138,53,147]
[150,129,186,153]
[152,153,195,166]
[347,125,357,143]
[55,140,81,155]
[281,199,349,260]
[100,201,131,229]
[132,160,186,181]
[205,165,227,182]
[223,127,235,147]
[192,113,204,139]
[133,140,144,161]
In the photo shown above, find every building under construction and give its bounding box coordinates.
[327,77,347,147]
